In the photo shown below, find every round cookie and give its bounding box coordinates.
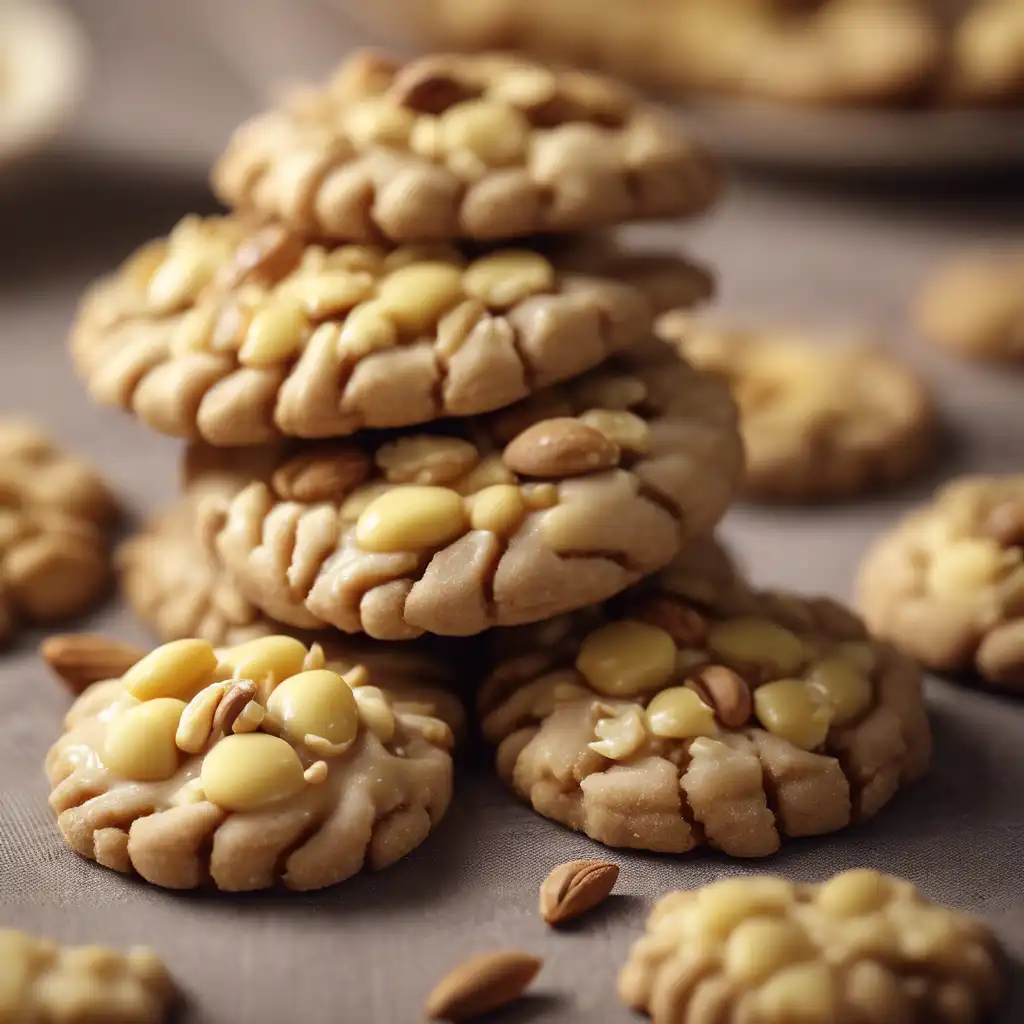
[857,475,1024,691]
[0,420,116,644]
[72,216,712,447]
[189,340,743,640]
[660,314,936,503]
[913,252,1024,362]
[619,870,1002,1024]
[46,634,459,892]
[479,540,931,857]
[211,50,720,244]
[949,0,1024,104]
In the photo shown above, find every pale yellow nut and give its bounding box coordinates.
[103,698,187,782]
[266,669,359,751]
[217,636,310,694]
[487,66,558,109]
[304,761,329,785]
[122,639,217,702]
[337,301,399,360]
[588,705,648,760]
[725,918,815,984]
[437,99,530,167]
[466,484,526,536]
[695,878,795,939]
[175,682,228,754]
[754,679,833,751]
[232,701,266,733]
[645,686,718,739]
[576,620,677,698]
[237,297,309,368]
[926,538,1004,598]
[454,453,516,494]
[282,271,375,318]
[462,251,555,309]
[201,733,306,813]
[353,685,396,743]
[376,262,465,334]
[146,248,214,312]
[340,481,393,522]
[522,482,558,510]
[169,305,216,357]
[578,409,652,456]
[409,115,442,159]
[304,644,327,672]
[170,778,207,807]
[342,99,416,148]
[808,657,872,726]
[375,435,479,486]
[817,869,893,919]
[356,485,468,553]
[708,618,806,675]
[835,641,876,676]
[753,962,838,1021]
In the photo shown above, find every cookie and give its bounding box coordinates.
[211,50,720,244]
[857,475,1024,691]
[949,0,1024,104]
[479,540,931,856]
[913,252,1024,362]
[0,420,116,644]
[189,340,743,640]
[660,315,936,503]
[71,217,713,446]
[46,633,459,891]
[0,930,176,1023]
[619,870,1001,1024]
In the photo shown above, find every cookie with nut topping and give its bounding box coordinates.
[187,340,742,639]
[479,540,930,856]
[857,475,1024,692]
[72,216,712,446]
[211,50,719,244]
[0,419,117,645]
[45,634,459,891]
[660,314,936,503]
[619,870,1001,1024]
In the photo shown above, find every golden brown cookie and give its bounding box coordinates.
[46,633,459,892]
[479,540,931,856]
[913,252,1024,362]
[619,870,1002,1023]
[0,420,116,645]
[660,315,936,503]
[0,930,176,1023]
[189,340,743,640]
[857,476,1024,691]
[71,216,714,446]
[211,51,719,244]
[949,0,1024,104]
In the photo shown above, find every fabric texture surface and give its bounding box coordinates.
[1,2,1023,1021]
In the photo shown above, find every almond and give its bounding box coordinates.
[503,418,620,478]
[425,951,541,1021]
[539,859,619,926]
[685,665,752,729]
[211,680,258,734]
[271,446,372,503]
[41,634,146,695]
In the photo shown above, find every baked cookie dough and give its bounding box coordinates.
[479,541,931,856]
[950,0,1024,104]
[913,251,1024,362]
[0,420,116,644]
[190,341,743,639]
[660,315,936,503]
[211,50,719,244]
[70,216,713,446]
[46,634,459,891]
[857,475,1024,691]
[619,870,1002,1024]
[0,930,175,1024]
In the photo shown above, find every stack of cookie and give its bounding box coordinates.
[56,49,931,892]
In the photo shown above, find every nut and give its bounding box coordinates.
[462,251,555,309]
[375,436,480,486]
[356,485,468,553]
[224,224,303,288]
[807,657,872,726]
[578,409,652,456]
[121,639,217,703]
[926,538,1004,597]
[40,634,146,695]
[231,701,266,733]
[817,869,893,919]
[574,374,647,411]
[341,99,416,148]
[436,100,531,168]
[686,665,752,729]
[539,860,619,926]
[175,682,228,754]
[503,418,620,478]
[645,686,718,739]
[352,684,396,743]
[102,698,186,782]
[725,918,814,985]
[454,454,516,495]
[753,679,833,751]
[984,502,1024,548]
[218,636,310,690]
[465,485,526,536]
[271,446,373,503]
[577,620,677,698]
[376,262,465,334]
[390,60,480,113]
[707,619,806,677]
[589,705,648,760]
[237,297,309,368]
[282,271,375,319]
[425,952,542,1022]
[266,669,359,752]
[200,733,306,813]
[634,595,709,647]
[337,302,399,360]
[211,680,258,735]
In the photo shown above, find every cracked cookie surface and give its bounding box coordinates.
[46,634,459,892]
[211,50,719,243]
[619,869,1001,1024]
[857,475,1024,691]
[660,315,936,503]
[0,420,116,645]
[188,340,742,639]
[70,216,711,446]
[479,539,930,856]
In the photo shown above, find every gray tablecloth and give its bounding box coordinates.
[1,3,1023,1021]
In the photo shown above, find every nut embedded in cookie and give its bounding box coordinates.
[45,635,459,891]
[857,475,1024,691]
[478,539,931,857]
[659,314,936,503]
[619,870,1001,1023]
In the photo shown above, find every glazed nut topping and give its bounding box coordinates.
[502,417,621,478]
[645,686,718,739]
[707,618,807,675]
[266,669,360,752]
[754,679,834,751]
[589,705,649,760]
[465,485,526,536]
[103,698,188,782]
[376,435,480,486]
[355,485,469,553]
[578,408,652,455]
[576,620,678,697]
[619,871,1001,1024]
